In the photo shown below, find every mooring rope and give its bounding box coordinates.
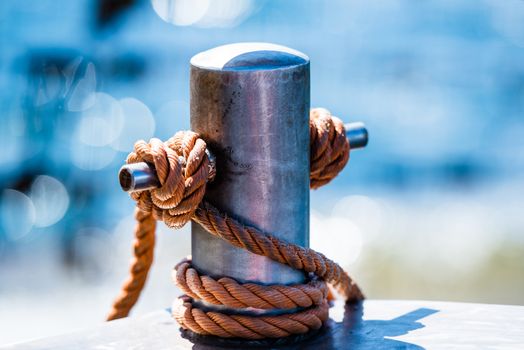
[107,108,365,339]
[175,259,328,310]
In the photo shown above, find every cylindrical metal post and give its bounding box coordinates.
[190,43,310,296]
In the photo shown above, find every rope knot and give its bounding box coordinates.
[126,131,210,229]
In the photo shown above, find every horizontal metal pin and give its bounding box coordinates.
[345,122,368,149]
[119,122,368,193]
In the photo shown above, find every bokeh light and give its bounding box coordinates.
[71,142,117,171]
[0,190,35,241]
[152,0,209,26]
[75,92,123,147]
[151,0,253,28]
[30,175,69,227]
[332,195,384,241]
[311,211,363,266]
[111,97,155,152]
[67,62,97,112]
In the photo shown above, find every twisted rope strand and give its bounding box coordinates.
[174,260,328,310]
[107,208,156,320]
[107,108,363,338]
[173,297,329,340]
[310,108,350,189]
[192,201,364,303]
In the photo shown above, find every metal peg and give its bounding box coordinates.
[118,122,368,193]
[345,122,369,149]
[119,162,159,192]
[119,149,217,193]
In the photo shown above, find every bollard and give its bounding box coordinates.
[190,43,310,301]
[112,42,369,331]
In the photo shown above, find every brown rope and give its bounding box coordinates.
[310,108,350,189]
[192,201,364,303]
[173,296,329,339]
[107,208,156,320]
[174,260,328,310]
[127,131,209,228]
[107,108,364,338]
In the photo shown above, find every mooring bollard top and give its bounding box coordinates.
[190,42,309,71]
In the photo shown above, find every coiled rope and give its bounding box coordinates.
[107,108,364,339]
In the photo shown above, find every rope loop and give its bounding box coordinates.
[173,296,330,339]
[174,259,329,310]
[108,108,364,339]
[310,108,350,189]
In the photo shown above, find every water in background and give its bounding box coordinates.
[1,0,524,345]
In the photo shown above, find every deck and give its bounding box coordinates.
[4,300,524,349]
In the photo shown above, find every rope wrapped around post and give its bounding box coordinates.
[107,108,365,339]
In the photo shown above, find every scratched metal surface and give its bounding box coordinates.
[190,43,311,288]
[4,300,524,350]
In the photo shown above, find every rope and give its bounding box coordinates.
[173,297,329,339]
[192,201,364,303]
[107,208,155,320]
[310,108,350,189]
[175,260,328,310]
[107,108,364,338]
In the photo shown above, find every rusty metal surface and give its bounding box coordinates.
[5,300,524,349]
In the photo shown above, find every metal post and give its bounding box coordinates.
[190,43,310,302]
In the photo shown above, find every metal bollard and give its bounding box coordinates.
[190,43,310,302]
[115,43,370,313]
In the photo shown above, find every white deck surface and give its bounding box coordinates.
[3,300,524,349]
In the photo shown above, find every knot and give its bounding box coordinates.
[310,108,350,189]
[126,131,210,229]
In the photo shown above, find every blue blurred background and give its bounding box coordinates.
[1,0,524,344]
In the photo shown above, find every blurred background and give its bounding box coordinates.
[1,0,524,345]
